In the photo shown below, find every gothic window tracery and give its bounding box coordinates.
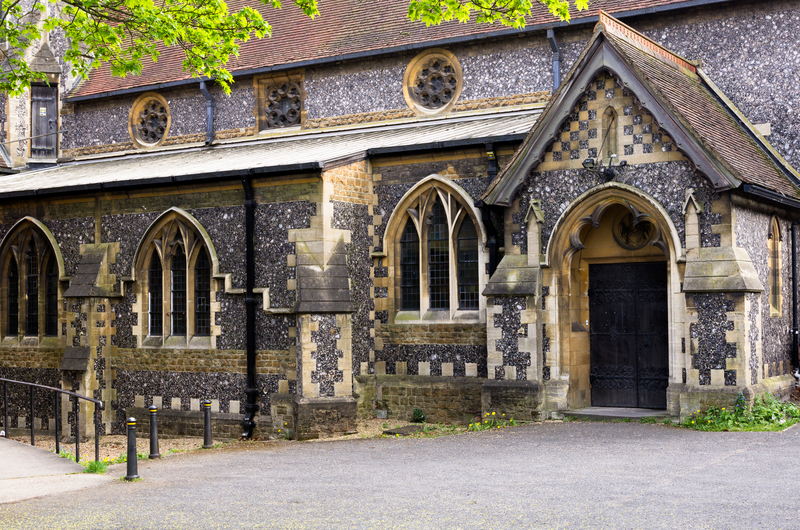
[129,93,171,148]
[403,49,463,116]
[256,73,305,131]
[389,178,486,320]
[136,210,218,345]
[1,221,62,339]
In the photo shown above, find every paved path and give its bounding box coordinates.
[0,437,111,505]
[1,422,799,529]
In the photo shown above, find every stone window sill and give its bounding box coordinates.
[393,309,481,325]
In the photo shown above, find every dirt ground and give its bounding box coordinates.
[8,434,207,462]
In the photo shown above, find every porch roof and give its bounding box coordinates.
[0,109,540,199]
[482,11,800,206]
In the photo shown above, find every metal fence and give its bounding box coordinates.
[1,377,102,463]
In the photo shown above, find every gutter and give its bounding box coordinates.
[0,162,324,201]
[66,0,732,103]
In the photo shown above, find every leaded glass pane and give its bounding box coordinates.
[8,260,18,336]
[428,199,449,310]
[25,242,38,336]
[149,252,163,336]
[458,217,479,310]
[45,257,58,336]
[400,219,420,310]
[171,247,187,336]
[195,248,211,336]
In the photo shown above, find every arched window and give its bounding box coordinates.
[135,209,218,346]
[148,252,163,336]
[25,242,38,336]
[399,219,420,310]
[195,248,211,336]
[8,260,18,336]
[457,217,479,310]
[428,199,450,310]
[45,257,58,336]
[1,220,62,340]
[768,217,781,316]
[387,177,486,320]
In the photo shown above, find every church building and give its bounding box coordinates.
[0,0,798,439]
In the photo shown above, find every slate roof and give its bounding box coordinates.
[69,0,711,100]
[0,109,539,198]
[482,10,800,205]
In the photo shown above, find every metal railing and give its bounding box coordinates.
[1,377,102,463]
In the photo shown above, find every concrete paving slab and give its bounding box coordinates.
[564,406,671,421]
[0,437,83,479]
[0,437,112,505]
[0,475,111,505]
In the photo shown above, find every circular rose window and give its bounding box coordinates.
[128,93,171,148]
[403,49,463,116]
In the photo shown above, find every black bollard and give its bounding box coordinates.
[148,406,160,459]
[202,400,212,449]
[125,417,139,480]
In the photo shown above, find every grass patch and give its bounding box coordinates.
[682,392,800,432]
[639,417,657,424]
[83,460,108,474]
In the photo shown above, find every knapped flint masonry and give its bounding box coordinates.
[0,0,799,440]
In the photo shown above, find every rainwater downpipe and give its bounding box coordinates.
[475,143,499,276]
[199,81,216,146]
[241,175,259,438]
[793,221,800,375]
[547,29,561,91]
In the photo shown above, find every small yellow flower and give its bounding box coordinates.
[492,412,496,415]
[708,420,711,423]
[284,423,287,426]
[691,421,695,424]
[721,408,725,410]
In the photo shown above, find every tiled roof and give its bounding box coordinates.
[69,0,698,99]
[483,10,800,203]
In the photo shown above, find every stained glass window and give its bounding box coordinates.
[458,217,479,310]
[195,248,211,336]
[171,247,187,336]
[149,253,163,336]
[25,242,38,336]
[400,219,420,310]
[45,257,58,336]
[428,199,449,310]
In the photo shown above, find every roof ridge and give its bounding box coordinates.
[596,9,697,74]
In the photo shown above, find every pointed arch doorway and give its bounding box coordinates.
[546,184,681,411]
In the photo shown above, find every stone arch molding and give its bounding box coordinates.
[0,217,66,279]
[544,182,684,268]
[381,174,488,252]
[131,207,229,288]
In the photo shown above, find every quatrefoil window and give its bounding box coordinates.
[129,93,171,148]
[403,49,463,116]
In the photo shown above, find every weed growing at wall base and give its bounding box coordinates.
[682,392,800,431]
[467,412,518,431]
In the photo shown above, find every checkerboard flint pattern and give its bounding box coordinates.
[543,72,676,168]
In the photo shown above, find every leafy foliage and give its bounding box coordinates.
[682,392,800,432]
[0,0,319,95]
[407,0,588,28]
[411,408,426,423]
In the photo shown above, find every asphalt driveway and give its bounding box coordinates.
[0,421,798,529]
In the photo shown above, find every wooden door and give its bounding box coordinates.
[589,262,669,408]
[31,85,58,158]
